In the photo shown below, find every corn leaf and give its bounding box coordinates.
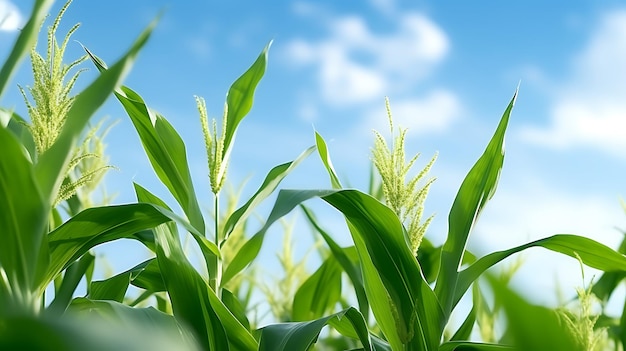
[435,89,517,317]
[0,125,47,314]
[119,88,206,233]
[223,42,271,155]
[221,288,250,331]
[323,190,445,350]
[89,272,131,303]
[133,183,219,276]
[0,109,36,161]
[438,342,513,351]
[68,298,200,350]
[42,203,217,294]
[487,275,581,351]
[300,204,369,319]
[258,307,372,351]
[0,0,54,99]
[315,131,342,189]
[223,146,314,241]
[592,234,626,302]
[454,234,626,308]
[152,221,257,351]
[129,258,166,292]
[83,45,205,234]
[222,189,334,285]
[292,255,342,321]
[47,252,95,316]
[0,309,200,351]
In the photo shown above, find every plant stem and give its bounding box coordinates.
[214,192,222,296]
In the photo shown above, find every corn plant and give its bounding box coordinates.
[220,88,626,350]
[0,1,203,349]
[5,2,626,351]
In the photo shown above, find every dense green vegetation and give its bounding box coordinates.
[1,1,626,350]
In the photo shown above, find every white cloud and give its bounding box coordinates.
[520,10,626,157]
[0,0,22,31]
[365,90,461,135]
[284,11,449,106]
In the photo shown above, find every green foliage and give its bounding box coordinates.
[4,2,626,350]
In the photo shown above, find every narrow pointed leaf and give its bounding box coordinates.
[84,46,205,234]
[152,222,257,351]
[322,190,445,349]
[300,205,369,318]
[223,146,314,240]
[0,0,54,99]
[435,89,517,316]
[0,125,47,313]
[43,203,217,294]
[222,189,334,285]
[292,255,342,321]
[223,42,270,154]
[89,272,131,303]
[47,252,95,316]
[258,307,372,351]
[454,234,626,308]
[315,131,342,189]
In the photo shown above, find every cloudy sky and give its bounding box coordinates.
[2,0,626,312]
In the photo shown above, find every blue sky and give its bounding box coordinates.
[3,0,626,312]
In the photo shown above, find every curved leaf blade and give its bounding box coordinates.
[0,125,47,313]
[258,307,372,351]
[454,234,626,308]
[292,255,342,321]
[223,146,314,240]
[0,0,54,99]
[435,89,517,316]
[223,42,270,154]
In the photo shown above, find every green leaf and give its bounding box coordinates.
[455,234,626,308]
[113,87,205,234]
[89,272,131,303]
[300,205,369,318]
[223,42,271,155]
[322,190,445,349]
[438,342,513,351]
[42,203,217,295]
[0,108,36,161]
[292,255,342,321]
[35,18,157,208]
[0,310,200,351]
[222,189,334,285]
[0,0,54,99]
[592,234,626,302]
[129,258,166,292]
[152,221,257,351]
[227,188,444,349]
[47,252,95,316]
[223,146,314,241]
[68,298,200,350]
[221,288,250,331]
[0,124,47,314]
[134,183,219,278]
[315,131,342,189]
[487,275,581,351]
[435,89,517,317]
[258,307,372,351]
